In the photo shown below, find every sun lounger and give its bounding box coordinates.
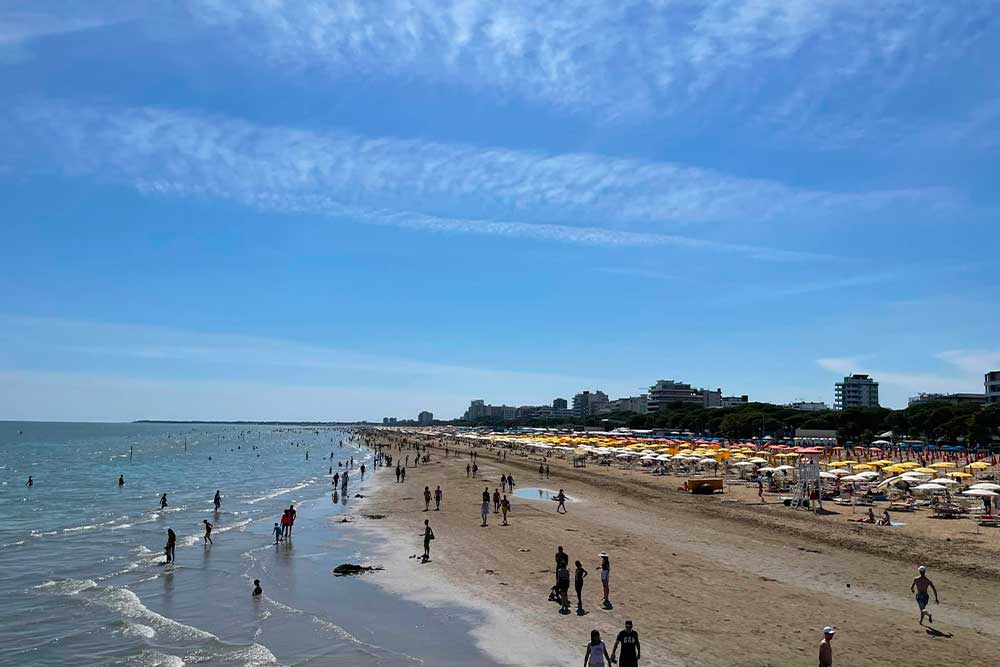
[978,514,1000,527]
[888,500,916,511]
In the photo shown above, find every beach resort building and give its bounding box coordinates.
[646,380,722,411]
[417,411,434,425]
[987,371,1000,405]
[834,374,879,409]
[463,400,516,421]
[787,401,830,412]
[573,390,610,417]
[720,395,749,408]
[604,394,649,414]
[553,398,568,411]
[908,392,986,407]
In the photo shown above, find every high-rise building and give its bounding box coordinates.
[462,400,516,420]
[605,395,648,414]
[647,380,721,411]
[572,390,610,417]
[553,398,568,410]
[417,411,434,425]
[987,371,1000,405]
[834,374,879,409]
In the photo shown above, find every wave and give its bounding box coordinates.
[245,481,314,505]
[34,578,98,595]
[121,650,184,667]
[122,622,156,639]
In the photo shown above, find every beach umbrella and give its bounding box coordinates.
[914,483,947,491]
[966,461,991,470]
[913,467,937,474]
[930,477,960,485]
[851,464,875,471]
[962,489,999,497]
[971,483,1000,491]
[749,457,768,464]
[929,462,956,469]
[819,471,839,480]
[732,461,755,467]
[947,471,973,479]
[828,468,852,477]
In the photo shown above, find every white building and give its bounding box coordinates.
[573,390,610,417]
[604,395,649,414]
[987,371,1000,406]
[787,401,829,412]
[834,374,879,409]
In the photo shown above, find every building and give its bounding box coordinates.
[463,400,516,421]
[908,392,986,407]
[987,371,1000,405]
[572,390,610,417]
[834,374,879,409]
[604,395,649,414]
[647,380,721,411]
[787,401,829,412]
[553,398,568,411]
[417,411,434,425]
[382,417,398,425]
[720,395,749,408]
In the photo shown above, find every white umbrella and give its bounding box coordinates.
[775,465,796,471]
[828,468,852,477]
[962,489,999,497]
[819,471,839,480]
[699,458,718,465]
[971,483,1000,491]
[871,439,892,446]
[758,467,779,473]
[841,474,871,482]
[732,461,755,467]
[749,457,768,464]
[914,483,947,491]
[931,478,960,485]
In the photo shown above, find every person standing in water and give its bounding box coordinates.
[160,493,168,509]
[434,485,443,510]
[118,475,125,487]
[911,565,939,625]
[273,522,282,544]
[611,620,640,667]
[213,490,222,511]
[165,528,177,564]
[422,519,434,562]
[252,579,262,596]
[203,520,213,545]
[583,629,612,666]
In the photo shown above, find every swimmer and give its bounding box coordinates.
[160,493,168,509]
[213,490,222,511]
[118,475,125,487]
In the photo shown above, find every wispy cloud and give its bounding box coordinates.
[5,101,958,259]
[816,353,986,399]
[937,350,1000,376]
[0,3,134,61]
[597,268,682,282]
[176,1,989,130]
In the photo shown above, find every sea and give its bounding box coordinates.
[0,422,501,667]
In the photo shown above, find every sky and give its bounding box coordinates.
[1,1,999,421]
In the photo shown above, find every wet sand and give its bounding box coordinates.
[348,439,1000,667]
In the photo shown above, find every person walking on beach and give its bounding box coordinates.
[539,463,545,478]
[574,560,588,614]
[160,493,168,509]
[546,463,550,479]
[252,579,262,596]
[481,487,490,526]
[557,562,571,614]
[396,464,402,482]
[500,495,510,525]
[273,522,282,544]
[422,519,434,562]
[818,626,835,667]
[466,463,471,478]
[214,490,222,511]
[508,474,515,493]
[118,475,125,487]
[165,528,176,564]
[472,463,478,478]
[203,519,213,545]
[584,629,612,667]
[611,620,640,667]
[555,489,568,514]
[434,486,443,510]
[398,468,404,483]
[424,486,432,511]
[360,463,365,480]
[492,488,501,513]
[757,479,764,502]
[599,553,612,609]
[911,565,939,625]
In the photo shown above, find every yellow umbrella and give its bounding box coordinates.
[840,460,859,465]
[947,471,973,479]
[929,462,956,469]
[827,461,849,468]
[966,461,991,470]
[914,467,938,474]
[852,464,875,471]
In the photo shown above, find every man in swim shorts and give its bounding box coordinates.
[911,565,939,625]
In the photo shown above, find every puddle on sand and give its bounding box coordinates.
[513,488,578,503]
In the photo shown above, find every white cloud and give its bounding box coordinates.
[937,350,1000,376]
[7,102,954,259]
[816,353,987,403]
[816,356,865,375]
[0,2,134,61]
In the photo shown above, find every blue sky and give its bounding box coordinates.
[1,1,999,421]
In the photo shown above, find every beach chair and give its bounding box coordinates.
[978,514,1000,527]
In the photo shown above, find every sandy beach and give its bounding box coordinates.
[346,435,1000,667]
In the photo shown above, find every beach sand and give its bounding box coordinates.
[347,438,1000,667]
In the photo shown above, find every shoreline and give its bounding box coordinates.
[345,432,1000,667]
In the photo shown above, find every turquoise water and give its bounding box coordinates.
[0,422,499,667]
[512,487,576,503]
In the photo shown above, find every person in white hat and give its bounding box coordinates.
[818,626,836,667]
[910,565,939,625]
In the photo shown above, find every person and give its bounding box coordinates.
[399,468,405,483]
[472,463,478,478]
[584,629,612,667]
[360,463,366,480]
[422,519,434,561]
[539,463,545,478]
[160,493,168,509]
[911,565,939,625]
[500,495,510,525]
[481,487,490,527]
[508,474,516,493]
[213,490,222,511]
[552,546,569,600]
[273,522,282,544]
[574,560,588,614]
[280,510,292,538]
[757,479,764,502]
[555,489,568,514]
[287,504,297,537]
[424,486,432,511]
[203,519,213,545]
[500,474,508,492]
[333,471,340,487]
[546,463,551,479]
[818,626,835,667]
[878,509,891,526]
[866,507,876,523]
[557,562,571,614]
[434,485,443,511]
[466,463,471,478]
[599,553,612,609]
[165,528,177,564]
[396,464,402,482]
[26,475,33,487]
[118,475,125,487]
[611,620,640,667]
[493,488,501,513]
[252,579,262,596]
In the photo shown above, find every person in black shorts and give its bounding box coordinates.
[556,563,571,614]
[611,620,640,667]
[574,560,588,615]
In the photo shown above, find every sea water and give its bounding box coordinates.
[0,422,500,667]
